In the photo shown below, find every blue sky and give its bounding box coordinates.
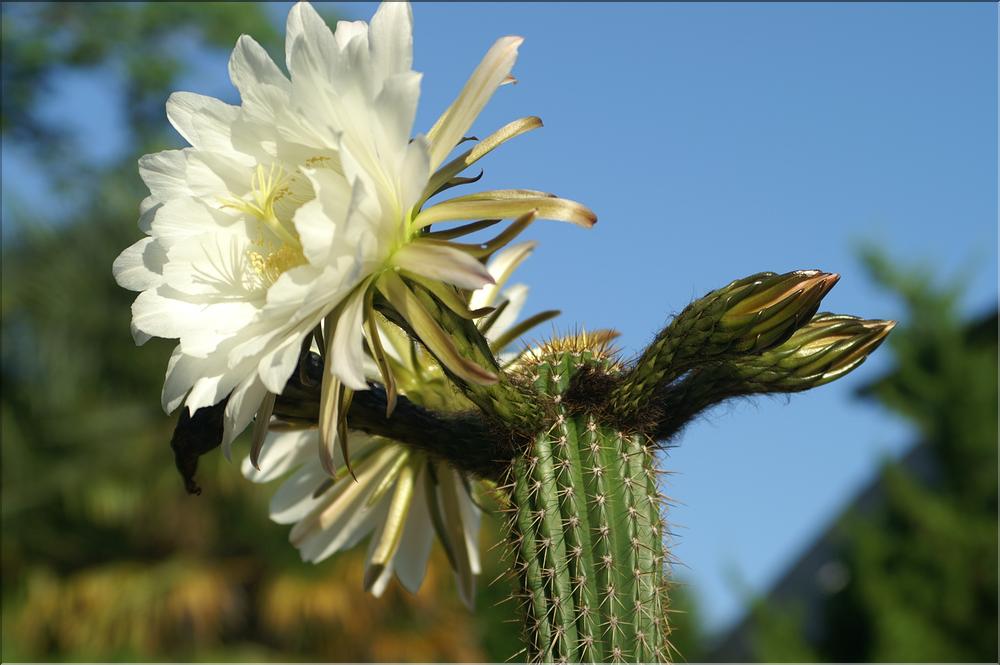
[4,1,996,635]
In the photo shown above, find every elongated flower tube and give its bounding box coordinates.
[244,245,547,604]
[113,1,594,463]
[653,313,896,440]
[611,270,838,416]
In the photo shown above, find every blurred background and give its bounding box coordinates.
[1,2,996,661]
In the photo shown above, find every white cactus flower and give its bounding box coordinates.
[243,245,539,605]
[113,1,594,459]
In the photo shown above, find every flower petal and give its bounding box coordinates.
[486,283,529,342]
[162,344,195,414]
[292,445,400,561]
[364,461,416,593]
[400,134,431,214]
[369,1,413,80]
[329,287,369,391]
[415,191,596,229]
[394,241,494,290]
[223,372,269,455]
[242,429,317,484]
[270,462,331,524]
[456,474,483,576]
[112,237,165,292]
[438,467,476,608]
[229,35,291,124]
[392,466,435,593]
[258,332,308,395]
[166,92,239,153]
[294,167,354,265]
[422,116,542,204]
[286,1,338,75]
[426,36,523,171]
[469,240,535,310]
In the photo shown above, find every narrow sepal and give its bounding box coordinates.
[378,272,498,386]
[249,391,277,470]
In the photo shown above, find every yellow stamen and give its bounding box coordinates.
[247,244,306,287]
[222,163,301,249]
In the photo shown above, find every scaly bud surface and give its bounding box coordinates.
[654,313,895,440]
[612,270,839,417]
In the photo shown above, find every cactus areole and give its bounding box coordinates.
[172,268,893,662]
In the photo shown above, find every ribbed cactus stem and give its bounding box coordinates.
[505,351,668,663]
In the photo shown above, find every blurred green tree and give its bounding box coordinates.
[1,3,520,661]
[745,250,998,662]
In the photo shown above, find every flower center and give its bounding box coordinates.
[223,163,302,250]
[222,162,311,287]
[247,243,306,287]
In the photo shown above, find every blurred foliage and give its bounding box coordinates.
[1,3,527,661]
[749,250,998,662]
[663,582,708,662]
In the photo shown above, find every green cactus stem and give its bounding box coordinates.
[500,346,668,663]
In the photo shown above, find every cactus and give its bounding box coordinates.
[502,346,668,663]
[173,269,892,662]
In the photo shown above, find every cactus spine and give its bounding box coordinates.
[505,350,668,663]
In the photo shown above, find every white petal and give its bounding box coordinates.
[363,500,396,597]
[113,237,165,292]
[161,232,262,299]
[299,505,380,563]
[294,167,352,265]
[367,562,395,597]
[426,36,522,171]
[182,342,258,413]
[139,150,192,202]
[285,1,339,84]
[225,268,323,370]
[329,288,369,391]
[414,191,596,229]
[394,241,493,290]
[161,344,194,413]
[223,372,268,454]
[370,1,413,80]
[138,196,160,233]
[294,449,399,562]
[399,134,430,214]
[334,20,368,49]
[166,92,238,153]
[140,149,250,205]
[469,240,535,310]
[456,474,483,575]
[257,332,307,395]
[392,466,435,593]
[372,71,422,170]
[150,197,246,246]
[242,429,317,483]
[131,320,152,346]
[270,462,330,524]
[488,283,529,342]
[133,285,260,344]
[131,287,205,340]
[186,150,255,199]
[229,35,291,123]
